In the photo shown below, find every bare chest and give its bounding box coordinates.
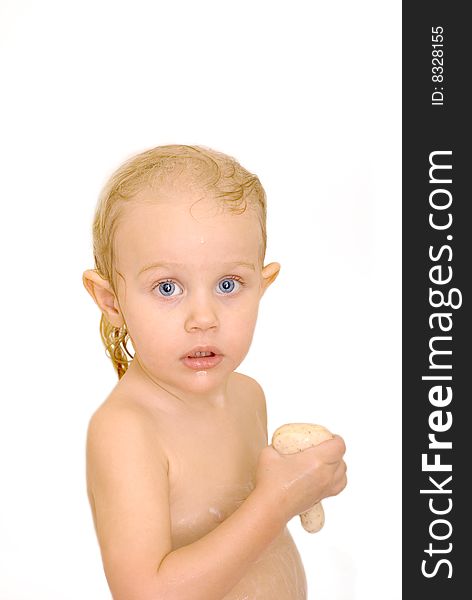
[164,406,266,549]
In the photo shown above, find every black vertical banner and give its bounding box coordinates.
[403,2,470,597]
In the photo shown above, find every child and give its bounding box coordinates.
[83,145,347,600]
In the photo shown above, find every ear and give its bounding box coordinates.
[260,262,281,296]
[82,269,125,328]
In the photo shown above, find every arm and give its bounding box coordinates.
[87,404,346,600]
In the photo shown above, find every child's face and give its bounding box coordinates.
[111,186,279,400]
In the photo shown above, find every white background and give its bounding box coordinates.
[0,1,401,599]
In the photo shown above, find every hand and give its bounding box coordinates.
[255,435,347,523]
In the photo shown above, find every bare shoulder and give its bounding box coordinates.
[87,394,165,447]
[231,371,268,425]
[232,371,265,396]
[85,397,172,598]
[86,397,168,500]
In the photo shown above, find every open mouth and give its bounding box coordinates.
[187,351,215,358]
[182,350,223,370]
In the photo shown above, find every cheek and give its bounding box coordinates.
[122,299,178,348]
[225,302,260,338]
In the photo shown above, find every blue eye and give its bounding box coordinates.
[155,280,182,297]
[217,278,240,294]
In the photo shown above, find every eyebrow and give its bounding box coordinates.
[138,261,256,276]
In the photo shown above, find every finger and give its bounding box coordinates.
[331,434,346,455]
[310,436,346,463]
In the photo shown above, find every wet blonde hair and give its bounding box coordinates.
[90,144,267,379]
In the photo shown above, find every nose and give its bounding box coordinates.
[184,290,219,333]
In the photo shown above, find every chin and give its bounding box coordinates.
[181,363,234,389]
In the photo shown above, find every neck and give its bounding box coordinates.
[123,355,230,410]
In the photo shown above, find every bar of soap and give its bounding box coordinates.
[272,423,333,533]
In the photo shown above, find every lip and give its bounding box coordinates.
[181,345,224,371]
